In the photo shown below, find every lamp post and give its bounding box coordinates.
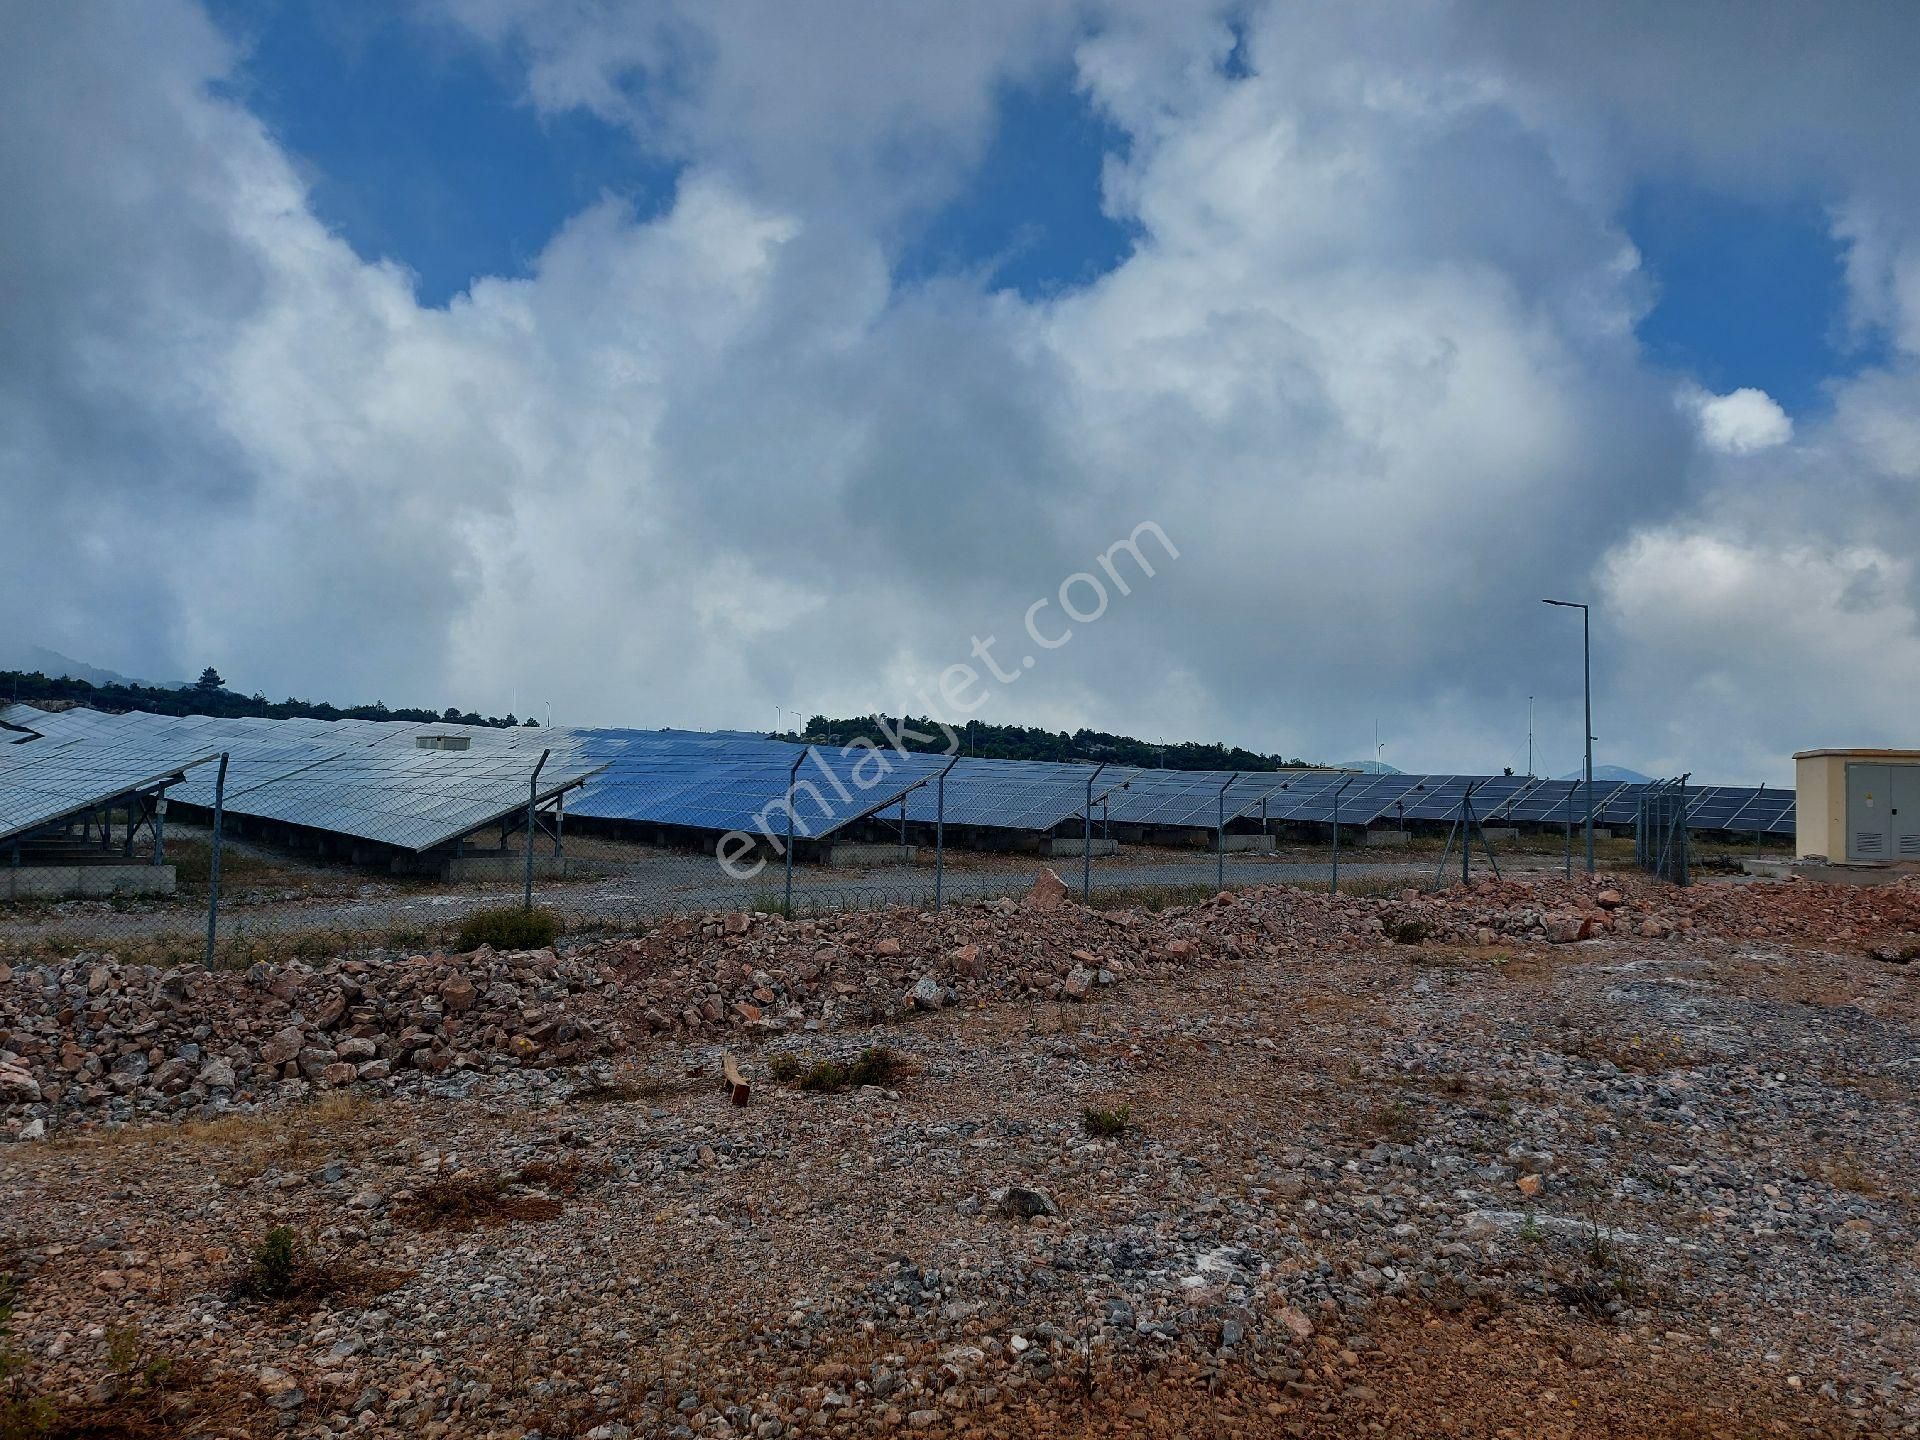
[1542,599,1594,874]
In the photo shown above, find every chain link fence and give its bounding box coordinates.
[2,740,1790,967]
[1635,777,1693,885]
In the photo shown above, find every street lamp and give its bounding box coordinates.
[1542,598,1594,874]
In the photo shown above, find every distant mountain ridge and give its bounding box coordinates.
[0,643,185,690]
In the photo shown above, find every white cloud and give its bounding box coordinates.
[2,0,1918,782]
[1684,385,1793,454]
[1600,532,1920,775]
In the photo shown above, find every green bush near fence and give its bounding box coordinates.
[454,906,561,953]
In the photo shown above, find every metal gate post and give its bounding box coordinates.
[522,750,550,911]
[784,749,806,918]
[933,755,958,911]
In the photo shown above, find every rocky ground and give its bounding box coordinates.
[2,871,1916,1437]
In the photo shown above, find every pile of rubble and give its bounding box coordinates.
[589,871,1190,1040]
[7,868,1916,1138]
[0,944,619,1132]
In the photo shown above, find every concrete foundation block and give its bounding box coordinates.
[824,843,920,868]
[3,863,178,900]
[393,852,576,883]
[1364,830,1412,848]
[1218,834,1275,852]
[1044,837,1119,858]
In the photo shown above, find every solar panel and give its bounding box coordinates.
[1725,789,1793,834]
[0,737,221,844]
[2,706,1801,849]
[1684,786,1762,829]
[1106,769,1242,827]
[1275,773,1420,824]
[1235,771,1343,823]
[907,759,1098,831]
[1592,784,1642,825]
[1494,778,1580,821]
[1389,775,1483,822]
[216,747,608,851]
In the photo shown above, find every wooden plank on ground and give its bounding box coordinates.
[722,1053,750,1106]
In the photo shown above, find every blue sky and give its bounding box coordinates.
[206,0,680,307]
[1626,182,1873,416]
[209,0,1875,423]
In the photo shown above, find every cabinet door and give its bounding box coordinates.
[1847,764,1892,860]
[1891,766,1920,860]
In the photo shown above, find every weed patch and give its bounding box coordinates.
[229,1226,406,1307]
[780,1047,903,1094]
[1356,1099,1422,1145]
[1082,1105,1131,1138]
[456,906,561,952]
[397,1170,564,1230]
[1083,884,1217,913]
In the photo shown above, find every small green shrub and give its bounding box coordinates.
[1384,916,1433,945]
[798,1060,848,1092]
[1082,1105,1131,1137]
[766,1052,803,1084]
[238,1226,301,1301]
[455,906,561,952]
[845,1046,898,1087]
[787,1047,900,1094]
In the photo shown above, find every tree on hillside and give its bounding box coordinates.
[196,667,224,692]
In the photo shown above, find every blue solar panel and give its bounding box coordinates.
[3,708,1801,849]
[1494,779,1585,821]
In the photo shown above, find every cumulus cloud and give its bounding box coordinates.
[2,0,1918,782]
[1600,531,1920,777]
[1684,385,1793,454]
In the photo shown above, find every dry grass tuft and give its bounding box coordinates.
[397,1170,565,1230]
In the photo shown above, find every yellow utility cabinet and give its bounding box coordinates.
[1793,749,1920,862]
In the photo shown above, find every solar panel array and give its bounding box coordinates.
[0,704,1797,848]
[0,735,220,844]
[0,705,603,852]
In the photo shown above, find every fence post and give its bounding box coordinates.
[523,749,550,912]
[784,749,806,917]
[934,755,958,911]
[1082,762,1108,903]
[1330,775,1352,895]
[1215,773,1238,893]
[204,752,229,968]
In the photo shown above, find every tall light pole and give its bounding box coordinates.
[1542,599,1594,874]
